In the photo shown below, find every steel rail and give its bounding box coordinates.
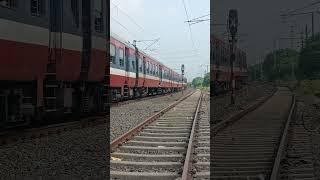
[111,90,195,151]
[181,91,203,180]
[270,95,296,180]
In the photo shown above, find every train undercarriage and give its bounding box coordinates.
[0,80,106,129]
[111,86,182,102]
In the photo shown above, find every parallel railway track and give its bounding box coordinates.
[0,116,107,146]
[111,89,191,107]
[191,92,210,179]
[110,90,203,180]
[211,87,297,179]
[277,100,318,179]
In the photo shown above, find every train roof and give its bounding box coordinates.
[111,32,182,76]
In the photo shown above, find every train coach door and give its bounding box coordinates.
[159,65,162,85]
[143,57,146,84]
[123,47,130,98]
[125,47,130,79]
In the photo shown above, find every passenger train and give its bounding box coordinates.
[110,33,187,101]
[0,0,186,128]
[211,35,248,95]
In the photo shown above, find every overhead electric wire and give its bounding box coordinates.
[144,38,160,51]
[182,0,197,51]
[186,14,210,22]
[111,2,156,49]
[285,0,320,14]
[149,49,199,55]
[111,2,144,31]
[155,54,199,59]
[111,16,137,38]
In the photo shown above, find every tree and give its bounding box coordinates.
[202,73,210,87]
[299,34,320,79]
[191,77,203,88]
[249,49,299,82]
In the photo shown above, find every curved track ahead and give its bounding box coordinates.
[110,90,202,180]
[212,87,294,179]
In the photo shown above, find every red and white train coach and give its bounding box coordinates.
[0,0,186,128]
[211,35,248,94]
[0,0,108,127]
[110,33,187,101]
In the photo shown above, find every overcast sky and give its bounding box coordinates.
[212,0,319,65]
[110,0,209,81]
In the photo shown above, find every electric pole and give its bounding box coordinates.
[228,9,238,104]
[181,64,185,94]
[301,31,304,49]
[273,38,277,81]
[305,24,308,40]
[260,56,263,81]
[281,10,318,40]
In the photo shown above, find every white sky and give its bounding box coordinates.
[110,0,210,81]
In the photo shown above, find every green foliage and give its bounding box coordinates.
[298,34,320,79]
[248,49,299,81]
[191,73,210,88]
[192,77,204,88]
[202,73,210,87]
[297,80,320,97]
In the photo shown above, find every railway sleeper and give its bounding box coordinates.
[115,145,187,154]
[142,129,189,133]
[133,136,189,142]
[110,171,179,180]
[139,132,189,137]
[110,160,182,171]
[212,169,271,177]
[111,152,184,162]
[124,140,187,147]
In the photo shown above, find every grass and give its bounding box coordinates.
[297,80,320,97]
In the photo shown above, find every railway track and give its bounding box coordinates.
[191,92,210,179]
[277,100,318,179]
[110,90,203,180]
[111,89,191,107]
[212,87,294,179]
[0,115,107,146]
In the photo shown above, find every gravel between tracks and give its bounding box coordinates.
[0,124,108,179]
[294,94,320,177]
[110,90,192,141]
[212,82,276,125]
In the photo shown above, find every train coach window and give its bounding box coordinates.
[146,62,149,74]
[139,58,142,72]
[152,64,155,75]
[0,0,16,8]
[119,48,124,67]
[110,44,116,64]
[31,0,45,16]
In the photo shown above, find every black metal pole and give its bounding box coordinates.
[312,12,314,39]
[228,9,238,104]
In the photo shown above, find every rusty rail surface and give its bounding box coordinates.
[181,91,203,180]
[270,95,296,180]
[111,90,195,151]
